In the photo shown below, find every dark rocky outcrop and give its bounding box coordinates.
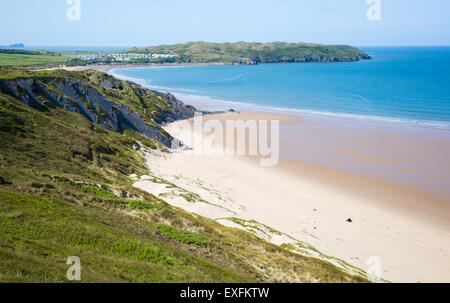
[148,90,197,123]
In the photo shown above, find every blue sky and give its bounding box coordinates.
[1,0,449,47]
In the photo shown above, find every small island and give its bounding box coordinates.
[8,43,25,48]
[0,43,25,48]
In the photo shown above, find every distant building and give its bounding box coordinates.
[64,53,177,62]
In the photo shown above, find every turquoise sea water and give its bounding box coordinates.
[111,47,450,129]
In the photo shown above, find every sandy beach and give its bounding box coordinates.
[133,111,450,282]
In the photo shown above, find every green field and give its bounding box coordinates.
[0,50,68,67]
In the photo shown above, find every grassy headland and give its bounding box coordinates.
[126,41,371,64]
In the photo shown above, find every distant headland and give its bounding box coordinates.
[125,41,371,65]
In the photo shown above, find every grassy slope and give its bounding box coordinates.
[127,41,371,64]
[0,67,178,126]
[0,71,368,283]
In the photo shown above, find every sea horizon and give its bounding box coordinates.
[3,44,450,50]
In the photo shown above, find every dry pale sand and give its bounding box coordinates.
[133,111,450,283]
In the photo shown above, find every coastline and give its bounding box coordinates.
[40,62,450,128]
[135,87,450,200]
[43,63,450,281]
[106,64,450,131]
[176,93,450,131]
[134,111,450,282]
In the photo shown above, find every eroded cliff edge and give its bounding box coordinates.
[0,68,197,148]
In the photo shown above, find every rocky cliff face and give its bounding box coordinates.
[0,70,198,148]
[148,90,197,123]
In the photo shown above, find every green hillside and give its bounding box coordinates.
[126,41,371,64]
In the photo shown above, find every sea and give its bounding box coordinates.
[110,47,450,130]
